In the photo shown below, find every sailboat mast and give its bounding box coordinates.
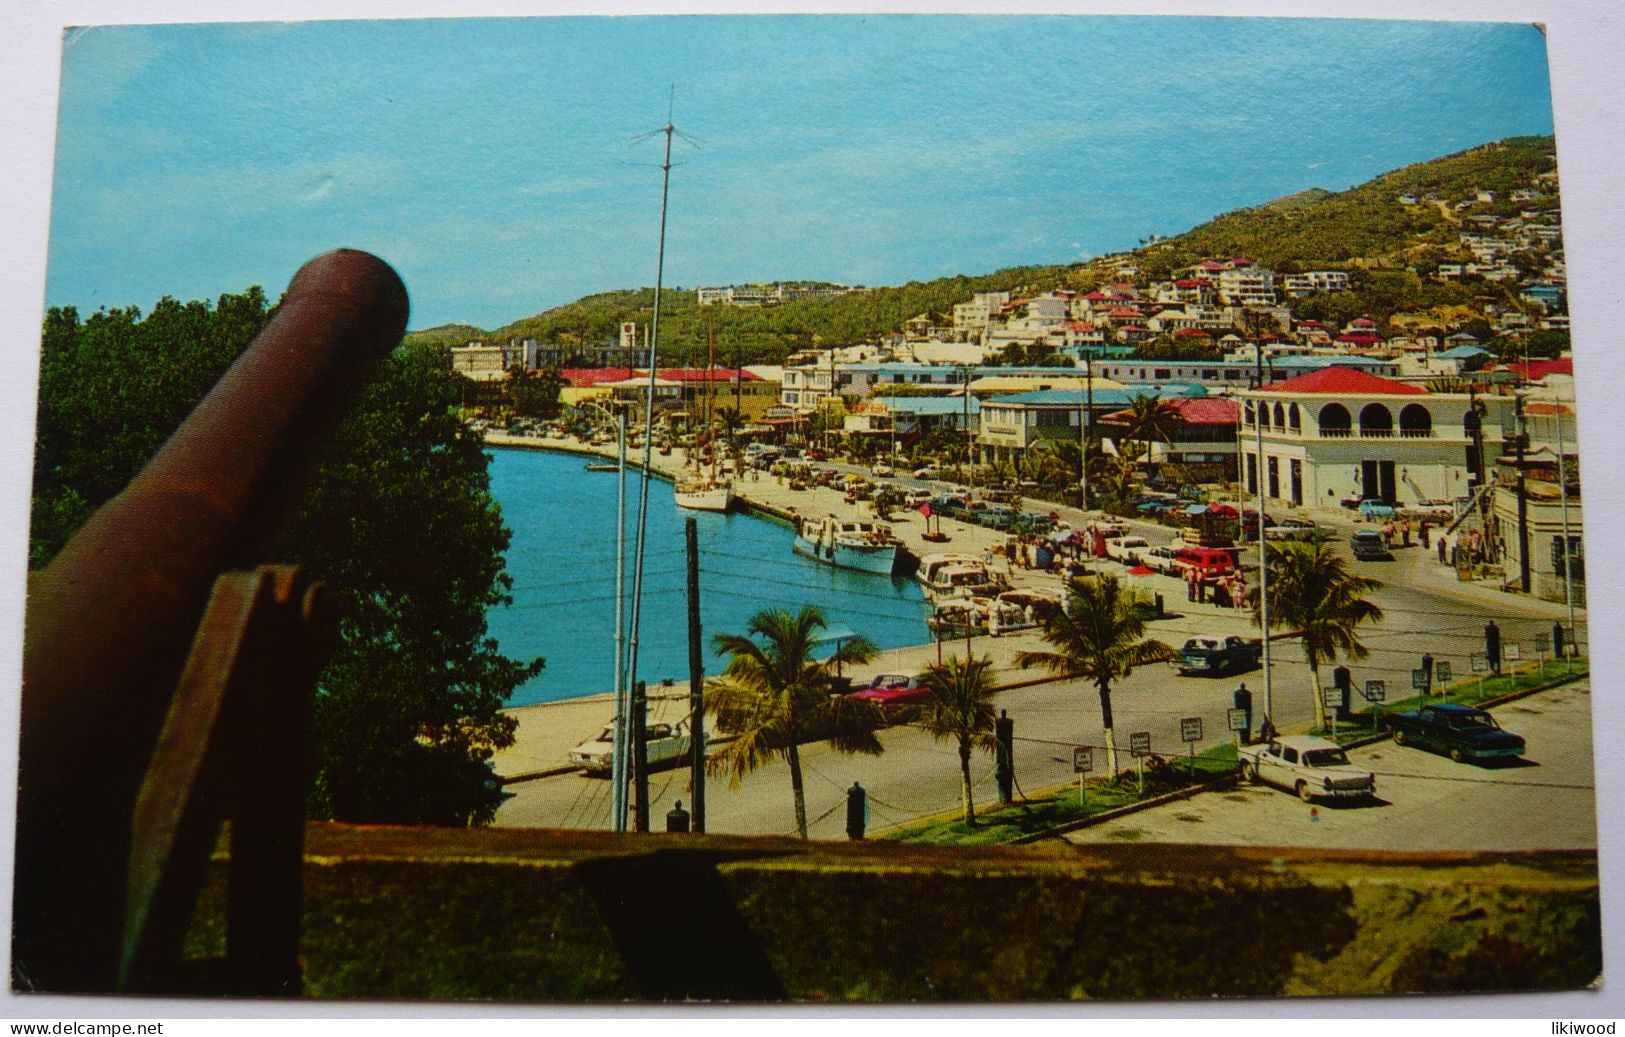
[621,111,676,828]
[708,319,717,479]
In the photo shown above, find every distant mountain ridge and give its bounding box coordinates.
[405,135,1557,364]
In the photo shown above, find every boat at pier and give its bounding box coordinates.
[916,552,1007,600]
[793,515,902,575]
[675,477,734,512]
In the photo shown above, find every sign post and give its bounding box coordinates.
[1180,717,1202,779]
[1363,679,1386,733]
[1072,746,1093,807]
[1535,632,1550,671]
[1506,642,1522,688]
[1226,707,1248,748]
[1434,661,1453,698]
[1411,667,1429,709]
[1471,651,1487,699]
[1129,731,1151,796]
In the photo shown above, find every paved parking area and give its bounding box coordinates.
[1066,680,1596,852]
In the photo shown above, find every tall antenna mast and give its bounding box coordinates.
[620,97,678,828]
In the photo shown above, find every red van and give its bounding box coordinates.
[1174,545,1241,581]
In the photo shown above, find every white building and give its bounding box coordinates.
[1217,266,1278,306]
[1283,271,1351,297]
[1239,367,1512,510]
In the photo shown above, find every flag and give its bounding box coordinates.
[918,502,932,517]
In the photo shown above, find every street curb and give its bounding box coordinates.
[500,764,580,784]
[1009,772,1240,844]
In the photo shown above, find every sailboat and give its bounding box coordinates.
[675,321,734,512]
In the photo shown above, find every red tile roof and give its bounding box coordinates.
[561,366,637,386]
[1102,397,1239,427]
[656,368,762,382]
[1108,307,1144,318]
[1336,333,1386,345]
[1495,358,1573,380]
[1266,367,1428,396]
[1173,327,1212,338]
[1174,278,1207,288]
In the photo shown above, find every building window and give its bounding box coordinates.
[1359,403,1394,437]
[1399,403,1433,438]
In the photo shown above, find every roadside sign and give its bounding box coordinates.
[1322,682,1341,707]
[1129,731,1151,757]
[1434,661,1452,685]
[1411,668,1429,691]
[1072,746,1093,774]
[1535,633,1550,654]
[1363,679,1386,703]
[1505,643,1522,661]
[1180,717,1203,743]
[1470,652,1488,674]
[1227,707,1248,732]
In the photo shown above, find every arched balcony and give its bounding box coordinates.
[1359,403,1393,438]
[1399,403,1434,438]
[1318,402,1351,438]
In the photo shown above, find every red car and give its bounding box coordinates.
[804,447,827,461]
[845,675,935,710]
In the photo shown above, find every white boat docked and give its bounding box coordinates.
[675,478,734,512]
[916,552,1006,600]
[793,515,902,576]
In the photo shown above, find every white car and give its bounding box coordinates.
[569,719,692,776]
[1105,535,1152,564]
[1264,518,1318,541]
[1237,735,1376,802]
[1144,545,1183,575]
[871,463,896,478]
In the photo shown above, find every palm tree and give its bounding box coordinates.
[707,606,881,838]
[1250,540,1385,730]
[1016,576,1175,779]
[716,405,744,447]
[916,655,1001,825]
[1121,394,1176,471]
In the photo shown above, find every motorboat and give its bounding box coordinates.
[792,515,901,575]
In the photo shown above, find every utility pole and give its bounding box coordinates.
[684,517,706,833]
[1083,354,1094,512]
[612,406,630,832]
[1514,390,1531,593]
[1252,345,1275,730]
[631,680,649,833]
[961,365,972,486]
[1555,404,1577,656]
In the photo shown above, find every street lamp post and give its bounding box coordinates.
[1079,353,1093,514]
[1251,344,1275,730]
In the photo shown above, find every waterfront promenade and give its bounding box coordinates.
[485,430,1266,784]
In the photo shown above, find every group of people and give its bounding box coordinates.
[1185,566,1249,610]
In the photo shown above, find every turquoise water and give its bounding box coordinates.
[486,447,934,706]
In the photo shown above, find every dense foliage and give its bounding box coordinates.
[32,291,542,825]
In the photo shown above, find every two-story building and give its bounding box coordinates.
[1238,367,1511,510]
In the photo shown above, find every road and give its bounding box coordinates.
[1068,680,1596,852]
[494,449,1589,841]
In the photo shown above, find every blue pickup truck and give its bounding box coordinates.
[1383,703,1526,762]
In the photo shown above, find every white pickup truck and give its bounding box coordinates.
[569,719,693,776]
[1237,734,1376,803]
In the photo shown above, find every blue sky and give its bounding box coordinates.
[45,15,1555,330]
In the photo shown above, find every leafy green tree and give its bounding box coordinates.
[507,365,565,419]
[1250,539,1384,731]
[916,655,1000,825]
[707,606,882,837]
[32,289,542,825]
[1016,575,1175,779]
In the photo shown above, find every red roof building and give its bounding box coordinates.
[561,366,637,386]
[1265,367,1427,396]
[1494,357,1573,381]
[655,368,762,383]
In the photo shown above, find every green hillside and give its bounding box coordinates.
[405,135,1557,364]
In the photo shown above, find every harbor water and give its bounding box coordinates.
[485,446,934,706]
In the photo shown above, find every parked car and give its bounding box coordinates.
[1173,544,1240,580]
[1383,703,1525,763]
[1176,636,1263,677]
[1357,499,1397,521]
[1144,545,1183,576]
[569,719,692,776]
[1238,735,1376,802]
[803,447,827,461]
[1401,499,1457,524]
[1265,518,1318,540]
[845,674,934,711]
[1105,535,1153,565]
[1349,530,1393,561]
[905,487,933,505]
[871,463,896,478]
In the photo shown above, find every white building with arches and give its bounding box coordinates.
[1238,367,1512,511]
